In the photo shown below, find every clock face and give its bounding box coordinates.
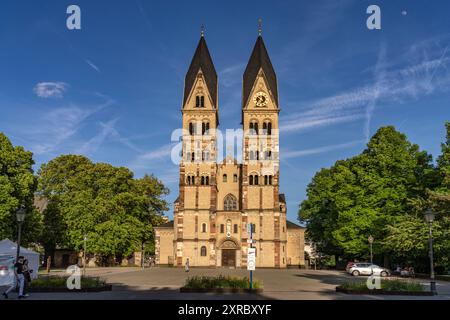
[253,91,269,107]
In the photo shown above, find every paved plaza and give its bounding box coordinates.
[1,267,448,300]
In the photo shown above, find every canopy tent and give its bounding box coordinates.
[0,239,40,280]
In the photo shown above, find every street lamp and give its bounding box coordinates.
[15,206,27,261]
[368,235,374,265]
[424,208,437,295]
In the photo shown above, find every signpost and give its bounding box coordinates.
[247,224,256,290]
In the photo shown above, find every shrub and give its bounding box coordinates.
[340,279,425,292]
[184,275,262,289]
[29,276,106,289]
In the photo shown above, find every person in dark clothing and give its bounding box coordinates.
[22,259,32,297]
[3,256,25,299]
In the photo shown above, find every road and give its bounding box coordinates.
[2,267,449,300]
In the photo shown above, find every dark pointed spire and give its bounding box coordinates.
[183,35,217,108]
[242,34,278,109]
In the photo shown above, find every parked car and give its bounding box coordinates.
[348,263,390,277]
[345,262,355,272]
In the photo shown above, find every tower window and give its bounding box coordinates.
[249,175,253,185]
[233,224,238,233]
[202,223,207,233]
[201,176,209,185]
[224,194,237,211]
[223,174,227,182]
[264,175,273,185]
[220,224,224,233]
[254,175,259,185]
[263,122,272,135]
[189,122,194,135]
[249,121,259,135]
[233,174,238,182]
[200,246,207,256]
[191,152,195,162]
[196,95,205,108]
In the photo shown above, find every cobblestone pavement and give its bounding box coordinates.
[2,268,449,300]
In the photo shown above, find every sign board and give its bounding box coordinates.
[247,247,256,271]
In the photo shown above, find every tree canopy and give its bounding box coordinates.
[37,155,169,262]
[0,132,41,244]
[299,125,449,272]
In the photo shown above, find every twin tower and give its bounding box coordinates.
[154,32,305,269]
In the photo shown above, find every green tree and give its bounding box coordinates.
[0,132,41,245]
[37,155,169,264]
[299,126,435,266]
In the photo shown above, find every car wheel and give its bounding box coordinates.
[380,271,388,277]
[352,270,360,276]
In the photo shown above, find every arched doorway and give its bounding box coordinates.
[220,239,239,267]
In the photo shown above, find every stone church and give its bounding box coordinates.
[155,29,305,268]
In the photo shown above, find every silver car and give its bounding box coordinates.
[348,263,390,277]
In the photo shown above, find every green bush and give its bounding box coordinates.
[340,279,425,292]
[29,276,106,289]
[184,275,262,289]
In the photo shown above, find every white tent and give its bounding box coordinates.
[0,239,40,280]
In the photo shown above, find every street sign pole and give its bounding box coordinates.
[250,225,253,290]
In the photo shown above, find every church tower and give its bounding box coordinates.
[175,32,219,267]
[241,29,285,267]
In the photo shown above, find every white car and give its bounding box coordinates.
[348,263,390,277]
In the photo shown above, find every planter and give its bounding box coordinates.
[335,286,435,296]
[28,284,112,293]
[180,287,263,294]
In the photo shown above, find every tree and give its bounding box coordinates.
[0,132,41,245]
[37,155,169,264]
[299,126,435,266]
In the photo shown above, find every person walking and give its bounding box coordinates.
[3,256,25,299]
[22,259,32,297]
[185,258,190,272]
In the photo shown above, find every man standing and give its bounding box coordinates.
[3,256,25,299]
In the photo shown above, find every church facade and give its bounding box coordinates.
[155,31,305,268]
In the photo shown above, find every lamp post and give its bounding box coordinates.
[83,234,87,276]
[424,208,437,295]
[368,235,374,265]
[15,206,27,261]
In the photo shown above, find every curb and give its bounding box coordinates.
[335,286,435,296]
[180,287,263,294]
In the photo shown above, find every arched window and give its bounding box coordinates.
[187,175,196,186]
[187,176,191,185]
[205,176,209,185]
[196,96,200,108]
[200,96,205,107]
[202,223,207,233]
[191,152,195,162]
[224,194,237,211]
[249,175,254,185]
[201,176,205,185]
[263,122,267,134]
[233,174,238,182]
[268,122,272,135]
[264,175,268,185]
[254,175,259,185]
[269,175,273,185]
[223,174,227,182]
[200,176,209,186]
[196,95,205,108]
[254,122,259,135]
[189,122,194,135]
[200,246,207,256]
[249,121,259,135]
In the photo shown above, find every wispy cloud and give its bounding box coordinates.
[24,95,115,155]
[282,140,365,159]
[280,40,450,135]
[85,59,101,73]
[33,82,68,98]
[77,118,118,155]
[220,63,245,88]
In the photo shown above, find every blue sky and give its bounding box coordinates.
[1,1,449,223]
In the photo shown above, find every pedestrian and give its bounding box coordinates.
[22,259,32,297]
[3,256,25,299]
[185,258,190,272]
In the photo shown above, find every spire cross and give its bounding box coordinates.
[258,18,262,36]
[200,24,205,37]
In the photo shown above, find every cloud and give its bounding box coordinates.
[282,140,365,159]
[85,59,101,73]
[77,119,118,155]
[280,41,450,135]
[33,82,68,98]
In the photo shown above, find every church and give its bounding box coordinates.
[155,27,305,268]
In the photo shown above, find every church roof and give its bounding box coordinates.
[242,36,278,109]
[183,36,218,108]
[155,221,174,228]
[287,220,305,229]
